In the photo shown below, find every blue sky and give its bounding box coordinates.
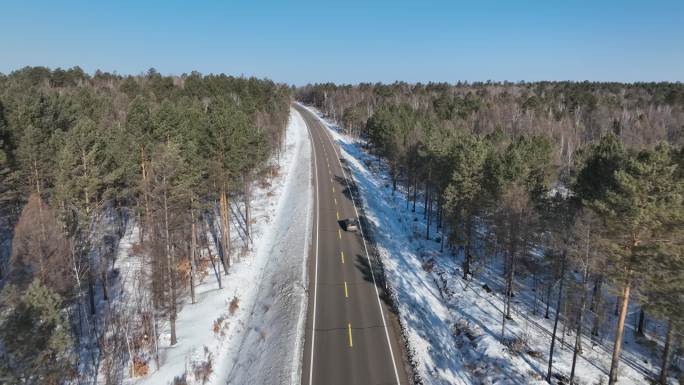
[1,0,682,84]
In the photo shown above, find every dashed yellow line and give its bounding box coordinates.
[338,229,341,239]
[336,211,340,220]
[334,198,337,206]
[332,186,335,193]
[348,324,353,347]
[344,281,349,298]
[341,251,345,264]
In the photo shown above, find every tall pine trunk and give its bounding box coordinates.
[203,217,222,289]
[426,187,432,240]
[570,265,590,384]
[546,252,567,383]
[659,320,674,384]
[463,215,472,279]
[608,272,631,385]
[243,174,252,250]
[33,161,48,278]
[141,147,150,244]
[637,308,645,336]
[505,230,518,320]
[190,201,197,304]
[218,189,231,274]
[163,174,177,346]
[591,277,603,338]
[545,281,553,319]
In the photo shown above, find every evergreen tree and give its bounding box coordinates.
[590,143,681,385]
[204,98,252,271]
[443,134,489,278]
[0,280,75,385]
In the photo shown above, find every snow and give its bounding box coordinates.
[299,104,671,385]
[116,107,312,385]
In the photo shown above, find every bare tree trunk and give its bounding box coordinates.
[141,148,149,244]
[659,320,674,385]
[533,274,539,316]
[89,278,96,315]
[463,216,472,279]
[33,161,47,278]
[243,173,252,251]
[591,277,603,338]
[124,325,134,377]
[151,313,160,369]
[423,182,429,219]
[412,179,417,212]
[570,270,589,384]
[546,252,567,383]
[203,217,222,289]
[545,281,553,319]
[219,189,231,274]
[190,203,197,304]
[608,272,632,385]
[163,175,177,346]
[637,308,645,336]
[101,270,109,301]
[501,293,507,340]
[437,200,443,230]
[505,239,517,320]
[426,187,432,240]
[561,300,568,349]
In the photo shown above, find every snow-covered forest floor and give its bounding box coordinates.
[300,104,680,385]
[111,107,312,385]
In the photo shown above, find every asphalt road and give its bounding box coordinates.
[296,104,409,385]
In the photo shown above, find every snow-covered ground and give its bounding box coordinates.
[300,104,671,385]
[114,107,312,385]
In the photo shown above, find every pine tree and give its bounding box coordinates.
[147,142,187,346]
[443,134,489,278]
[638,145,684,384]
[591,143,680,385]
[204,98,252,271]
[126,95,154,242]
[0,280,75,385]
[55,116,107,315]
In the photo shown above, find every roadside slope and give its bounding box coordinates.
[226,106,312,385]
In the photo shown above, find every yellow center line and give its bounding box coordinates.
[348,324,353,347]
[332,186,335,193]
[334,198,337,206]
[336,211,339,220]
[341,251,345,264]
[338,228,341,239]
[344,281,349,298]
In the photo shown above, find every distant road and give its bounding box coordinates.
[296,104,409,385]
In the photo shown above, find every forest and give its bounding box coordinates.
[297,81,684,385]
[1,69,682,384]
[0,66,291,383]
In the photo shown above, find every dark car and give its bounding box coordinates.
[341,218,359,232]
